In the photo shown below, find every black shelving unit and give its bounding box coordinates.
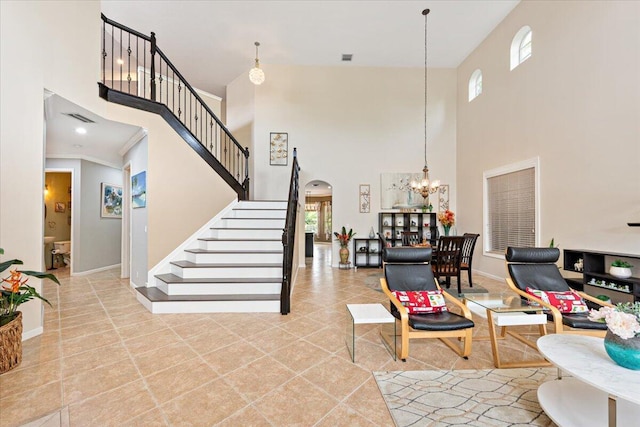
[563,249,640,304]
[378,212,437,247]
[353,238,382,268]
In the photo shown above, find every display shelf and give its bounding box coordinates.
[378,212,437,247]
[353,238,382,268]
[563,249,640,303]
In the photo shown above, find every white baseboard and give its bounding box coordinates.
[72,263,121,276]
[23,326,44,341]
[475,269,504,282]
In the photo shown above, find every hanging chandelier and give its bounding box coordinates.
[411,9,440,206]
[249,41,265,85]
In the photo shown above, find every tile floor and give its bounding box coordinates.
[1,244,546,427]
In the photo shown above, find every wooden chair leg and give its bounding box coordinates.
[467,268,473,287]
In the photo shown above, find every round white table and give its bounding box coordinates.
[537,334,640,427]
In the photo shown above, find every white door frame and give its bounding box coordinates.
[121,162,131,279]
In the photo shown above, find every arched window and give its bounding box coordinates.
[510,26,532,70]
[468,69,483,102]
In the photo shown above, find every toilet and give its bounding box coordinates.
[53,240,71,266]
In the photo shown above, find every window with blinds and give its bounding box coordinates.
[484,161,537,255]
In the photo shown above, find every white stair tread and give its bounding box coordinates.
[156,273,281,284]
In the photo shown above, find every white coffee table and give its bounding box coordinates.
[537,334,640,427]
[346,303,396,362]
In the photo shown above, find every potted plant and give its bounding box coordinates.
[610,259,633,279]
[589,302,640,370]
[1,248,60,373]
[333,226,355,264]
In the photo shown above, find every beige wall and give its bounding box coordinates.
[1,0,235,337]
[456,0,640,279]
[228,64,458,266]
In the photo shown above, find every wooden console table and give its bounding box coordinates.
[537,334,640,427]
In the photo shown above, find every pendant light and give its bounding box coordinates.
[411,9,440,205]
[249,41,265,85]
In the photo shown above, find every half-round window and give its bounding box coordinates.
[468,69,483,102]
[510,26,532,70]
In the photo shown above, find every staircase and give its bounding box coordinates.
[136,200,287,313]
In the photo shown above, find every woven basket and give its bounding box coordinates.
[0,311,23,374]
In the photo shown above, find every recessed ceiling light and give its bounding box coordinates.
[342,54,353,62]
[75,127,87,134]
[327,186,332,189]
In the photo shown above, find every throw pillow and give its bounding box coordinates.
[391,290,448,314]
[525,287,589,314]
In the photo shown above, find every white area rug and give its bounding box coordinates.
[374,368,557,426]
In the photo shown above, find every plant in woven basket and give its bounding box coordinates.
[1,248,60,327]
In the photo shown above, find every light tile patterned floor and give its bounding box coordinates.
[1,245,545,427]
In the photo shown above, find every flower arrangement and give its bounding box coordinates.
[438,209,455,227]
[588,302,640,339]
[1,248,60,327]
[333,226,355,248]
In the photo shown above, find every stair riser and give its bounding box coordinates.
[198,240,282,251]
[209,229,282,239]
[237,201,287,210]
[157,281,282,296]
[171,265,282,279]
[185,252,283,264]
[137,294,280,314]
[227,210,286,219]
[218,218,285,228]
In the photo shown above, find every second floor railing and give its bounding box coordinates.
[99,14,249,199]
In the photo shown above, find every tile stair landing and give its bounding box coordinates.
[136,200,286,313]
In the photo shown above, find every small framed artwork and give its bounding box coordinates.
[438,185,450,213]
[269,132,288,166]
[131,171,147,209]
[55,202,66,213]
[101,183,123,218]
[359,184,370,213]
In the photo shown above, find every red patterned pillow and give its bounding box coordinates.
[525,287,589,314]
[391,290,448,314]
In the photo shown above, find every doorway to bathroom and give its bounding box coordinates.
[44,171,72,270]
[304,180,332,262]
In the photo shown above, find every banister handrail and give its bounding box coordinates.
[281,148,300,314]
[99,14,249,199]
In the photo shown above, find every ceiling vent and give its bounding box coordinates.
[341,54,353,62]
[64,113,95,123]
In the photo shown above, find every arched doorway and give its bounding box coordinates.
[304,180,332,260]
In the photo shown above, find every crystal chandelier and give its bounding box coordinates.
[411,9,440,205]
[249,41,265,85]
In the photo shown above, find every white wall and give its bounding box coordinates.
[228,64,458,265]
[124,136,148,287]
[456,0,640,279]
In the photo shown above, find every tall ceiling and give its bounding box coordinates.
[101,0,520,97]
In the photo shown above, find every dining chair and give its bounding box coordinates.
[432,236,465,295]
[401,231,421,247]
[460,233,480,287]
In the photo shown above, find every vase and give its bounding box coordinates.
[610,266,632,279]
[604,329,640,370]
[443,225,451,236]
[339,247,349,264]
[0,311,23,374]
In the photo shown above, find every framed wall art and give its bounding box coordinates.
[359,184,370,213]
[438,184,450,213]
[55,202,66,213]
[101,183,123,218]
[380,172,423,209]
[132,171,147,209]
[269,132,288,166]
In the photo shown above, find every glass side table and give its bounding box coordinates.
[464,292,551,368]
[346,303,396,363]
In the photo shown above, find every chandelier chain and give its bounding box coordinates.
[424,9,428,167]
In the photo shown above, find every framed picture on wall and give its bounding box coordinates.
[55,202,66,213]
[269,132,288,166]
[359,184,370,213]
[101,183,123,218]
[132,171,147,209]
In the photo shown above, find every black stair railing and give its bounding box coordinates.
[98,14,249,199]
[281,148,300,314]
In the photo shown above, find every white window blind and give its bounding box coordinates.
[486,167,535,253]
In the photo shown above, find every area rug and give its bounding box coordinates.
[374,367,557,426]
[364,272,488,295]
